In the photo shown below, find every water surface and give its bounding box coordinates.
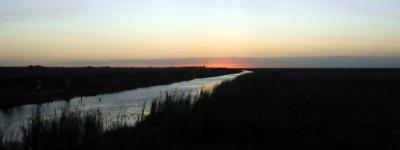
[0,71,250,135]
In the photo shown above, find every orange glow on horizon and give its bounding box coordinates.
[203,62,244,68]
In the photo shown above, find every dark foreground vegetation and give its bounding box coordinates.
[0,66,239,108]
[1,69,400,150]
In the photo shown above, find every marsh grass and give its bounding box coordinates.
[134,69,400,149]
[19,108,105,150]
[2,69,400,150]
[0,121,10,149]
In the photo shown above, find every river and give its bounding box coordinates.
[0,71,250,137]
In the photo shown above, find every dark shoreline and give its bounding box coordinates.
[0,66,240,109]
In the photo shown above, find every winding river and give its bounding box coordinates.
[0,71,250,137]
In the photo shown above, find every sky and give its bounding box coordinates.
[0,0,399,67]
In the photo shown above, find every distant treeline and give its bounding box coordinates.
[2,69,400,150]
[0,66,240,108]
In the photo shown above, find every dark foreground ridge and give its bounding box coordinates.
[1,69,400,150]
[0,66,240,109]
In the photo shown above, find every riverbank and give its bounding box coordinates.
[132,69,400,149]
[0,66,240,109]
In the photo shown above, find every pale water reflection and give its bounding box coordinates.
[0,71,251,138]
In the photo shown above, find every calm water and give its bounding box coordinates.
[0,71,250,137]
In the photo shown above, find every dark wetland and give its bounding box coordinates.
[0,66,240,108]
[1,68,400,150]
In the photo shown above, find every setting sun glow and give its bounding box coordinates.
[203,63,242,68]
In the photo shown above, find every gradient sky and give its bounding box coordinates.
[0,0,399,66]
